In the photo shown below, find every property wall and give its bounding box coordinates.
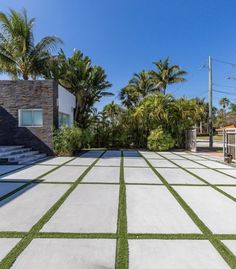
[58,85,76,126]
[0,80,58,155]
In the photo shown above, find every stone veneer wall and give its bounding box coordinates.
[0,80,58,155]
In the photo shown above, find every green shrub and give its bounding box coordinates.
[81,129,94,148]
[53,125,82,156]
[147,127,175,151]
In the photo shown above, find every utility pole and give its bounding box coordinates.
[208,56,213,149]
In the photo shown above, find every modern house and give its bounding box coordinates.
[0,80,76,163]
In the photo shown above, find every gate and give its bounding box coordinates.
[223,128,236,160]
[185,128,197,152]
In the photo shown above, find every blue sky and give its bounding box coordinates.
[1,0,236,110]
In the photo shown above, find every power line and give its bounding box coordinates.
[213,89,236,96]
[213,83,236,89]
[212,58,236,67]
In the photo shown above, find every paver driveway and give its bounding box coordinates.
[0,150,236,268]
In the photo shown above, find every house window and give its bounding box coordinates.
[19,109,43,127]
[59,112,70,127]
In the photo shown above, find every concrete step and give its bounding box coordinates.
[17,154,47,165]
[0,145,24,153]
[6,151,40,161]
[0,148,31,158]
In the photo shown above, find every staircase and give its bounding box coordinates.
[0,146,47,165]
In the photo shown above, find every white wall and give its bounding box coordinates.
[58,85,76,126]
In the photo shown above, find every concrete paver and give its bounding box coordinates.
[187,169,236,185]
[126,185,200,233]
[149,159,177,168]
[0,238,21,262]
[124,158,148,167]
[0,182,25,198]
[129,240,229,269]
[124,167,161,184]
[157,168,204,184]
[40,166,88,182]
[42,184,119,233]
[11,239,116,269]
[0,183,69,231]
[40,157,74,166]
[174,186,236,234]
[0,165,55,181]
[83,166,120,183]
[0,165,24,176]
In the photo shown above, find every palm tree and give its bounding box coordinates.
[44,50,113,128]
[120,70,157,108]
[0,9,62,80]
[219,97,230,127]
[150,58,187,94]
[219,97,230,110]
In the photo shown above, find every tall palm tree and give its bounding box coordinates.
[150,58,187,94]
[219,97,230,127]
[0,9,62,79]
[44,50,113,128]
[120,70,157,108]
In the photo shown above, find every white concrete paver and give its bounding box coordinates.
[124,158,148,167]
[11,239,116,269]
[0,182,25,198]
[196,160,233,169]
[83,166,120,183]
[187,169,236,185]
[217,169,236,178]
[171,159,205,168]
[0,165,24,176]
[0,165,55,181]
[95,157,120,167]
[102,150,121,157]
[219,187,236,198]
[0,183,69,231]
[0,238,21,262]
[174,186,236,234]
[126,185,200,233]
[123,151,140,157]
[129,240,230,269]
[222,240,236,256]
[139,151,164,159]
[124,168,161,184]
[40,157,74,166]
[149,159,177,168]
[157,168,204,184]
[42,184,119,233]
[40,166,88,182]
[66,157,96,166]
[80,150,104,158]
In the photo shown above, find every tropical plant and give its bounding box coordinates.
[53,125,82,156]
[0,9,62,79]
[44,49,113,128]
[150,58,187,94]
[219,97,230,127]
[120,70,157,108]
[147,127,175,151]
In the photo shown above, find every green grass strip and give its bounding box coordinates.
[115,151,129,269]
[128,233,206,240]
[140,152,236,268]
[36,232,117,239]
[0,232,27,238]
[0,157,76,203]
[0,151,105,269]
